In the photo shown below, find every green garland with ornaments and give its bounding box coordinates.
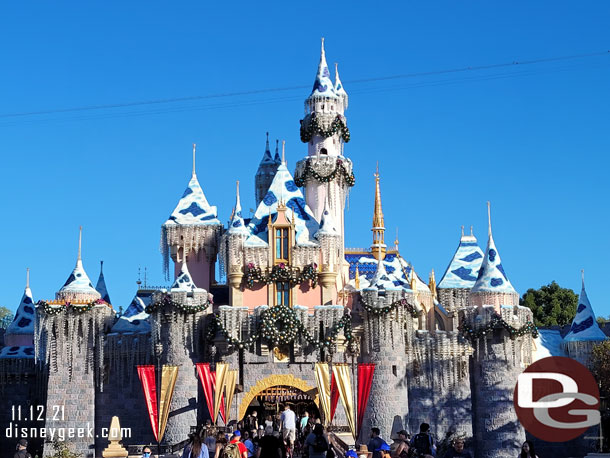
[459,312,539,341]
[37,299,108,315]
[206,304,354,351]
[245,263,318,289]
[294,157,355,188]
[359,296,419,318]
[300,113,351,143]
[145,292,211,314]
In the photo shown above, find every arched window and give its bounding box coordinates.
[320,148,328,155]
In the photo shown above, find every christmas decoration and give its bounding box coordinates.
[145,292,210,314]
[300,113,350,143]
[294,157,355,188]
[37,298,109,315]
[245,263,318,289]
[359,296,419,318]
[459,312,538,341]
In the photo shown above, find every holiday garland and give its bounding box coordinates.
[245,263,318,289]
[145,291,211,314]
[300,113,351,143]
[294,157,355,188]
[359,296,419,318]
[37,298,108,315]
[206,304,353,350]
[459,312,539,341]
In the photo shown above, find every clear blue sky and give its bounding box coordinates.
[1,1,609,318]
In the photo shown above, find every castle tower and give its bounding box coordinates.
[437,226,484,311]
[5,268,35,347]
[469,203,518,309]
[162,144,223,290]
[563,270,608,366]
[223,181,250,306]
[315,194,342,304]
[295,39,354,248]
[255,133,281,205]
[371,164,386,260]
[95,260,111,304]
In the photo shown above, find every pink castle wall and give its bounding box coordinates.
[243,283,268,310]
[296,283,322,310]
[174,249,213,291]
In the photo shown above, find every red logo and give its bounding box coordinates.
[514,356,600,442]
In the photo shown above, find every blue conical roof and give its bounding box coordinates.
[259,133,276,166]
[228,182,249,236]
[171,261,198,291]
[308,38,337,99]
[564,273,607,342]
[95,261,111,304]
[438,228,484,289]
[165,172,220,226]
[6,274,35,336]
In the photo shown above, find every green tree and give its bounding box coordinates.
[0,306,13,329]
[520,281,578,327]
[591,340,610,399]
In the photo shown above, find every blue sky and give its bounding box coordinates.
[0,1,608,318]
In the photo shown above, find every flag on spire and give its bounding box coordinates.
[564,271,607,342]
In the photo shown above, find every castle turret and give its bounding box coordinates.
[371,165,386,260]
[295,39,354,249]
[162,144,223,290]
[5,268,35,347]
[469,203,518,309]
[255,133,281,205]
[223,181,250,306]
[95,260,111,304]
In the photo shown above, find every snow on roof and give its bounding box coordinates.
[6,285,35,336]
[171,261,202,292]
[315,198,339,238]
[245,163,320,247]
[564,274,607,342]
[308,38,337,99]
[111,311,150,334]
[164,173,221,227]
[95,261,111,304]
[344,252,425,292]
[366,257,400,291]
[533,329,566,361]
[334,63,347,99]
[471,207,516,294]
[58,258,101,300]
[124,292,153,318]
[227,182,250,236]
[0,346,34,359]
[438,231,484,289]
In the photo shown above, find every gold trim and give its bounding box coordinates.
[238,374,319,420]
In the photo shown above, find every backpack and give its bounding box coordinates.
[411,433,433,456]
[225,443,242,458]
[312,435,328,453]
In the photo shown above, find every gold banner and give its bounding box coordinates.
[332,363,356,440]
[225,369,238,422]
[158,365,179,442]
[314,363,331,425]
[213,363,228,424]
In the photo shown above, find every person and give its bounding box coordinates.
[410,423,436,457]
[368,428,387,458]
[376,444,392,458]
[257,431,284,458]
[519,440,538,458]
[14,439,32,458]
[280,404,297,457]
[205,431,217,456]
[393,431,415,458]
[305,424,329,458]
[243,431,256,458]
[215,432,228,458]
[442,438,471,458]
[227,432,249,458]
[300,412,310,434]
[183,433,210,458]
[142,447,152,458]
[265,415,275,434]
[248,411,259,432]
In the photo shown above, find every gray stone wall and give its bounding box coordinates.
[438,288,470,312]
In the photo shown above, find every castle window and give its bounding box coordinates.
[275,228,289,262]
[320,148,328,155]
[276,281,291,306]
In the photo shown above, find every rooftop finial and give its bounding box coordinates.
[100,260,104,273]
[487,201,492,237]
[192,143,197,177]
[26,267,30,289]
[282,140,286,165]
[78,226,83,262]
[581,269,585,289]
[321,37,325,56]
[394,227,399,250]
[265,132,269,150]
[461,225,465,237]
[137,267,142,287]
[470,225,474,236]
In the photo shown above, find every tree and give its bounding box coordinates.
[591,340,610,399]
[0,306,13,329]
[520,281,578,327]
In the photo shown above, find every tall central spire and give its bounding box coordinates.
[371,163,386,260]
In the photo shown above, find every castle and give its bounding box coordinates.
[0,40,607,458]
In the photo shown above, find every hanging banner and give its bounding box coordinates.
[330,371,340,423]
[137,365,159,441]
[213,363,228,425]
[225,369,238,422]
[332,363,356,440]
[196,363,215,421]
[314,363,332,425]
[211,370,227,423]
[357,363,376,437]
[158,365,179,443]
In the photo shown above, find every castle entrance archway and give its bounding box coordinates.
[238,374,320,421]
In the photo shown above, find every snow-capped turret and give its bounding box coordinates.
[171,260,198,292]
[367,250,397,291]
[95,261,111,304]
[56,227,101,303]
[5,268,35,346]
[469,203,518,309]
[334,63,348,113]
[307,37,337,102]
[438,226,484,289]
[564,271,607,342]
[228,181,249,236]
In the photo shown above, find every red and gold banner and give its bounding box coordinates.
[158,365,179,443]
[357,363,375,437]
[225,369,238,422]
[213,363,228,425]
[332,363,356,440]
[314,363,331,425]
[330,372,340,423]
[196,363,215,421]
[137,365,159,441]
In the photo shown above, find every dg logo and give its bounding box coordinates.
[514,356,600,442]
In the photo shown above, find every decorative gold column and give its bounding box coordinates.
[319,267,337,305]
[228,266,243,307]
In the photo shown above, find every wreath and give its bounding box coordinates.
[145,291,211,314]
[300,113,350,143]
[459,312,538,341]
[294,157,355,188]
[245,263,318,289]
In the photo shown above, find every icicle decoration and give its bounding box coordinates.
[161,225,221,280]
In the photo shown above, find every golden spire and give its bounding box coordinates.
[410,264,417,292]
[371,162,386,260]
[429,269,437,299]
[394,227,399,251]
[355,264,360,289]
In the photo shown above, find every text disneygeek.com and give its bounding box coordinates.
[6,423,132,441]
